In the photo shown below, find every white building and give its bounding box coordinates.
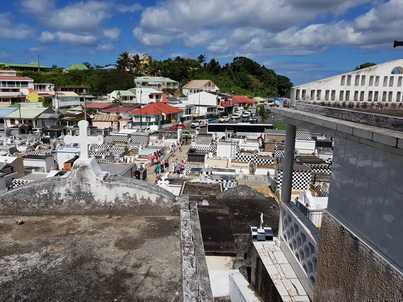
[186,91,220,116]
[182,80,219,96]
[134,76,179,90]
[291,59,403,107]
[0,70,34,106]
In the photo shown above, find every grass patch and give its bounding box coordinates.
[273,123,287,130]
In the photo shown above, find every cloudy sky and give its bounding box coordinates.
[0,0,402,85]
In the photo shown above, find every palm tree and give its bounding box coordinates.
[116,51,132,72]
[197,54,206,66]
[146,59,161,76]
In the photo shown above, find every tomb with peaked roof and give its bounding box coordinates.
[0,120,212,301]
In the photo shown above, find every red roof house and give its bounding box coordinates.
[232,95,257,106]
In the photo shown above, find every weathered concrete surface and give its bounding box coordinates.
[181,200,214,301]
[0,159,213,301]
[0,213,182,301]
[314,212,403,302]
[0,158,178,216]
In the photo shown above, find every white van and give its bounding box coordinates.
[144,125,159,134]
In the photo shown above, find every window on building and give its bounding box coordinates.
[388,91,393,102]
[374,91,378,102]
[331,90,336,101]
[296,89,300,100]
[375,76,380,86]
[310,90,315,100]
[389,76,394,87]
[339,91,344,101]
[382,91,387,102]
[302,90,306,99]
[346,91,350,101]
[325,90,329,101]
[368,91,373,102]
[341,76,345,86]
[397,91,401,102]
[360,91,364,101]
[316,90,321,100]
[398,76,402,87]
[355,75,360,86]
[347,75,351,86]
[354,91,359,101]
[361,75,366,86]
[383,76,388,87]
[369,76,374,86]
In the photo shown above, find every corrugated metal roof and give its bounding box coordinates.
[86,102,114,109]
[0,108,18,118]
[6,107,47,119]
[113,90,135,96]
[93,115,119,122]
[134,76,177,83]
[183,80,212,89]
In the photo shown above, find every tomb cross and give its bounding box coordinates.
[64,120,103,160]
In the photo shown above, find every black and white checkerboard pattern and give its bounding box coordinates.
[25,150,53,156]
[104,135,130,143]
[235,153,274,165]
[304,164,332,175]
[296,131,311,140]
[130,135,149,145]
[274,148,285,158]
[11,178,32,189]
[275,169,312,191]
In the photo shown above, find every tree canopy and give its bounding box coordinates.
[18,54,294,98]
[354,62,376,70]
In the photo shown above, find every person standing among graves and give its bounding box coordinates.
[155,164,160,175]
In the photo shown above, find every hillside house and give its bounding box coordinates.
[182,80,219,96]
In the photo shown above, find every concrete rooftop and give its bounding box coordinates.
[0,212,182,301]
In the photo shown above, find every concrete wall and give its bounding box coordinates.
[250,247,283,302]
[314,212,403,302]
[329,134,403,270]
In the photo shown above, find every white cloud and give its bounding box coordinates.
[133,0,400,58]
[40,31,55,43]
[0,13,33,39]
[103,28,121,41]
[116,3,142,13]
[21,0,110,34]
[56,32,98,46]
[133,28,173,46]
[96,44,114,53]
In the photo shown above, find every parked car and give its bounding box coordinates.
[169,123,185,130]
[191,119,209,128]
[242,117,258,124]
[218,116,230,123]
[241,111,251,117]
[208,118,215,124]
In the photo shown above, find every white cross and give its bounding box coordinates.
[64,120,103,160]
